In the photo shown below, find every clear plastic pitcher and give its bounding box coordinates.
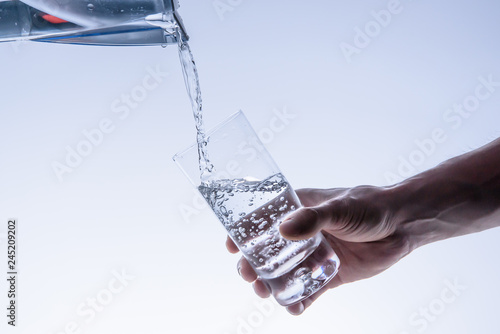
[0,0,188,46]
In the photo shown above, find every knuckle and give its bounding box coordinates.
[301,207,320,221]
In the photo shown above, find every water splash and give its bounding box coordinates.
[176,29,214,183]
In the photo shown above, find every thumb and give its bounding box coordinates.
[279,205,331,241]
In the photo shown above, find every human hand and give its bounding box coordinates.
[226,138,500,315]
[226,186,413,315]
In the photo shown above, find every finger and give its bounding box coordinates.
[237,257,258,283]
[226,236,240,254]
[286,302,305,316]
[253,279,271,298]
[279,205,330,241]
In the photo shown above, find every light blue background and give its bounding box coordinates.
[1,0,500,333]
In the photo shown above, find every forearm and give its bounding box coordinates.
[393,138,500,250]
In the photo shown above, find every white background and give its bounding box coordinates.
[1,0,500,333]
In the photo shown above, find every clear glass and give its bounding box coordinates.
[173,111,340,306]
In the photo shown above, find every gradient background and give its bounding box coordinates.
[1,0,500,333]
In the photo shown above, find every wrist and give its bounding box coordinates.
[388,161,483,251]
[388,177,436,251]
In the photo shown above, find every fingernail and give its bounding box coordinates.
[280,218,294,231]
[280,219,298,238]
[237,262,242,276]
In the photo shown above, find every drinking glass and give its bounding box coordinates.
[173,111,340,306]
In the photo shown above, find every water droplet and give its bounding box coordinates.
[87,3,94,11]
[268,205,273,209]
[280,196,285,201]
[161,44,167,48]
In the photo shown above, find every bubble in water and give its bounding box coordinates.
[198,173,319,283]
[220,206,228,216]
[309,280,320,290]
[294,267,312,282]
